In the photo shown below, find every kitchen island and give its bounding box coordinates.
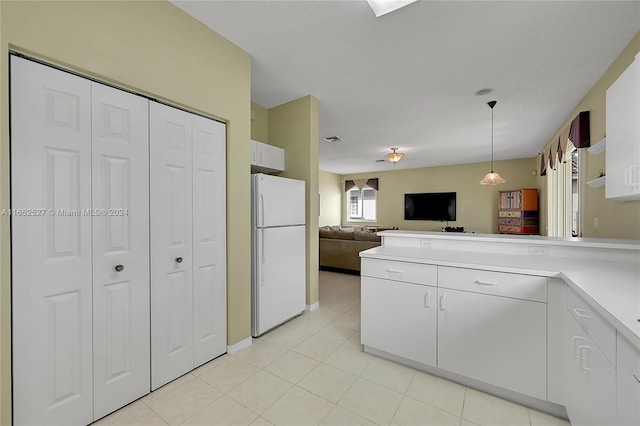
[359,231,639,424]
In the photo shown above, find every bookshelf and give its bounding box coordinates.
[498,188,539,235]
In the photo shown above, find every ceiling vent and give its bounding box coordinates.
[324,136,343,144]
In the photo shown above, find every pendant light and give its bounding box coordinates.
[479,100,506,185]
[386,147,404,164]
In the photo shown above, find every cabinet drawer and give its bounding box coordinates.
[361,258,437,286]
[438,266,547,302]
[499,218,521,226]
[617,334,640,426]
[499,225,522,233]
[499,211,521,218]
[567,288,616,366]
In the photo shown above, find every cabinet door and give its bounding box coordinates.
[150,102,194,390]
[361,277,436,366]
[257,142,285,171]
[437,288,547,400]
[606,55,640,200]
[11,56,94,425]
[192,115,227,366]
[617,335,640,426]
[565,311,616,425]
[91,83,150,419]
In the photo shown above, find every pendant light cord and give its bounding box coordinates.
[488,100,497,173]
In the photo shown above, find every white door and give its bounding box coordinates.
[192,114,227,367]
[91,83,150,419]
[253,225,305,336]
[11,57,94,425]
[361,277,436,366]
[437,288,547,400]
[150,101,195,390]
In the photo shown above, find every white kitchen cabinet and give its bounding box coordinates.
[437,286,547,400]
[617,334,640,426]
[361,276,437,366]
[251,139,285,173]
[564,308,616,425]
[606,53,640,200]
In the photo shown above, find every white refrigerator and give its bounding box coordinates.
[252,173,306,336]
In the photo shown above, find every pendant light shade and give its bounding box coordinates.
[479,100,506,185]
[386,147,404,164]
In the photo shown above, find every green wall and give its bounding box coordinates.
[268,96,320,307]
[0,1,252,422]
[251,102,269,143]
[339,158,539,234]
[319,170,343,226]
[538,32,640,239]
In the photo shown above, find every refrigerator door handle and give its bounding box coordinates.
[260,192,265,228]
[260,229,266,286]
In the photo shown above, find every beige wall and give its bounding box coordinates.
[251,102,269,143]
[538,32,640,239]
[319,170,343,226]
[268,96,320,306]
[0,1,252,422]
[342,158,539,234]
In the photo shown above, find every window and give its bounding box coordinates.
[547,141,579,237]
[347,186,377,221]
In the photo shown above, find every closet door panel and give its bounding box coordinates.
[11,57,93,426]
[91,82,150,419]
[150,102,194,390]
[192,115,227,366]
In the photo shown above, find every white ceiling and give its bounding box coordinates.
[171,0,639,175]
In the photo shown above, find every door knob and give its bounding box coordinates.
[176,257,183,264]
[114,264,124,272]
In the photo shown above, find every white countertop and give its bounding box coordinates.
[360,232,640,350]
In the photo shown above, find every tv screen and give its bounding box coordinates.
[404,192,456,221]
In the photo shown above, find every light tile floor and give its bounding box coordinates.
[95,270,571,426]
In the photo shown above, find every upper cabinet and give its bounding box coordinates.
[251,139,285,173]
[605,53,640,201]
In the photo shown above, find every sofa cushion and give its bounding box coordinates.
[320,228,354,240]
[353,230,381,242]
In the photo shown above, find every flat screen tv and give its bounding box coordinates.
[404,192,456,221]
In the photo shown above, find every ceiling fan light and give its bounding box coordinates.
[386,147,404,164]
[479,171,506,185]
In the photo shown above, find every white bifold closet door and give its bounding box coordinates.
[11,57,150,425]
[150,101,227,390]
[91,82,150,419]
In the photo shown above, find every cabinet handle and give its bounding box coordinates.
[424,291,431,309]
[386,268,403,275]
[175,257,183,264]
[633,374,640,384]
[578,345,593,371]
[474,280,497,286]
[572,308,591,320]
[439,294,446,311]
[114,264,124,272]
[572,336,584,358]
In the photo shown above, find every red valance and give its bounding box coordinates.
[344,178,378,192]
[568,111,590,148]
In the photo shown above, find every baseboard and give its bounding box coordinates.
[319,265,360,275]
[364,345,568,420]
[227,336,252,354]
[306,301,320,312]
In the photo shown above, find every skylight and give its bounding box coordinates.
[366,0,418,17]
